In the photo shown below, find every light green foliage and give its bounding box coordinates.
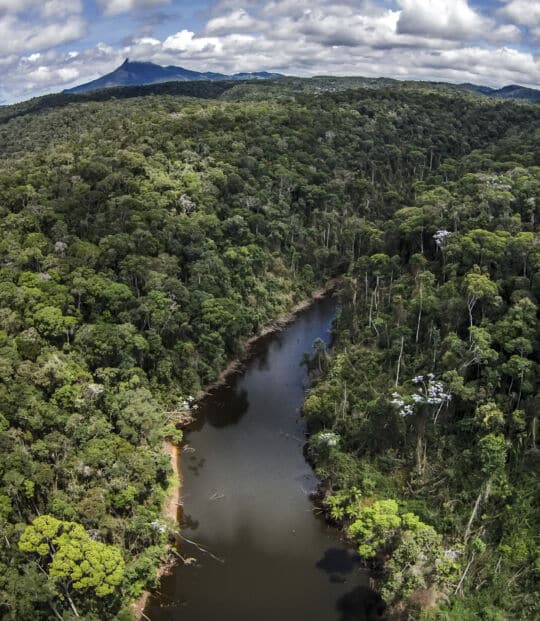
[325,487,361,521]
[463,270,499,327]
[51,531,124,597]
[19,515,124,598]
[343,498,455,603]
[477,433,507,477]
[382,524,443,602]
[475,402,504,430]
[19,514,61,556]
[348,499,402,558]
[33,305,77,339]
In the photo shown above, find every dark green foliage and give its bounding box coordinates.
[0,81,538,619]
[304,129,540,618]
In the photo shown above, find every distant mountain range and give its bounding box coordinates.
[460,83,540,101]
[64,60,540,102]
[64,59,284,94]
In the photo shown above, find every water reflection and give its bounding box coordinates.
[181,513,200,531]
[316,547,362,577]
[337,586,386,621]
[146,297,381,621]
[205,387,249,428]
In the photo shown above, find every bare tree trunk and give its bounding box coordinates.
[364,273,369,306]
[369,292,379,337]
[416,416,426,475]
[48,600,64,621]
[395,336,404,387]
[341,383,348,420]
[63,586,79,617]
[467,298,476,339]
[464,479,492,543]
[455,553,475,595]
[415,294,423,344]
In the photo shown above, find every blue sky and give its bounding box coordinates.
[0,0,538,104]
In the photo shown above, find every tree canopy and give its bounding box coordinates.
[0,78,538,619]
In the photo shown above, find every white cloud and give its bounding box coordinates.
[0,0,82,15]
[98,0,170,16]
[413,46,539,84]
[397,0,486,38]
[270,7,447,50]
[1,0,539,104]
[1,43,125,101]
[134,36,161,46]
[206,9,267,35]
[0,0,84,57]
[499,0,540,25]
[27,64,79,84]
[163,29,223,54]
[0,0,32,10]
[0,15,86,54]
[42,0,83,17]
[396,0,520,42]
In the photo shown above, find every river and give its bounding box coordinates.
[145,296,383,621]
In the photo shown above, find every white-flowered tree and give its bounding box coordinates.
[391,374,451,475]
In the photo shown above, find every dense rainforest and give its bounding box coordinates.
[304,129,540,618]
[0,78,538,620]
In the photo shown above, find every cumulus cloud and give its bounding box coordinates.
[499,0,539,42]
[206,9,267,35]
[98,0,171,16]
[1,0,539,104]
[396,0,520,42]
[2,43,122,101]
[41,0,84,17]
[0,0,85,58]
[0,0,82,16]
[0,15,86,54]
[499,0,540,25]
[397,0,487,38]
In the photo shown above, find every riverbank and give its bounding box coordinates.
[133,279,339,620]
[162,441,181,523]
[194,278,340,400]
[144,289,372,621]
[131,441,180,620]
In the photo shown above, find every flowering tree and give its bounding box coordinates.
[391,374,452,474]
[433,229,450,249]
[391,373,451,423]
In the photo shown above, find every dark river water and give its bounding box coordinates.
[145,297,382,621]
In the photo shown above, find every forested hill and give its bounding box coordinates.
[0,84,539,620]
[1,75,539,128]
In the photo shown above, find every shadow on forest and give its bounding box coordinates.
[336,585,387,621]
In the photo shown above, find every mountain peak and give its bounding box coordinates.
[64,60,284,94]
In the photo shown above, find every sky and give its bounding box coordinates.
[0,0,539,104]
